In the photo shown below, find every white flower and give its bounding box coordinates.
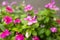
[53,18,56,21]
[25,32,29,38]
[40,25,45,28]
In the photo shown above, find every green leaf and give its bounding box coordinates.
[38,28,45,35]
[58,28,60,32]
[0,39,3,40]
[25,37,32,40]
[0,24,5,31]
[20,14,27,18]
[57,36,60,40]
[32,23,39,28]
[18,28,23,32]
[40,35,44,38]
[44,17,49,23]
[12,28,18,31]
[45,29,51,36]
[38,9,49,16]
[21,19,28,25]
[22,25,30,29]
[50,10,56,13]
[46,37,52,40]
[32,30,37,36]
[11,37,15,40]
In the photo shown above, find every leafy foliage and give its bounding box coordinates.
[0,0,60,40]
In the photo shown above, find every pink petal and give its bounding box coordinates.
[28,22,33,25]
[6,6,13,13]
[2,1,8,6]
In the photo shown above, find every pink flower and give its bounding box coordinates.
[32,36,40,40]
[45,0,59,10]
[0,29,10,38]
[2,1,8,6]
[56,19,60,24]
[15,34,24,40]
[24,16,37,25]
[10,2,17,6]
[34,10,38,14]
[24,16,32,21]
[14,18,21,24]
[24,4,33,12]
[3,16,12,24]
[6,6,14,13]
[50,27,57,33]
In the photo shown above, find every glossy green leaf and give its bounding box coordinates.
[32,30,37,36]
[38,28,45,35]
[0,24,5,31]
[44,17,49,23]
[45,29,51,36]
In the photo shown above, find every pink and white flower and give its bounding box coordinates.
[45,0,59,10]
[3,16,12,24]
[24,4,33,12]
[24,16,37,25]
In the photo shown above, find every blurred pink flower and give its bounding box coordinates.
[2,1,8,6]
[24,16,37,25]
[6,6,14,13]
[10,2,17,6]
[34,10,38,14]
[15,34,24,40]
[3,16,12,24]
[56,19,60,24]
[0,29,10,38]
[2,0,17,6]
[32,36,40,40]
[50,27,57,33]
[14,18,21,24]
[24,4,33,12]
[24,16,32,21]
[45,0,59,10]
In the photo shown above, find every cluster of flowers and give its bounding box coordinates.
[0,0,60,40]
[45,0,59,10]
